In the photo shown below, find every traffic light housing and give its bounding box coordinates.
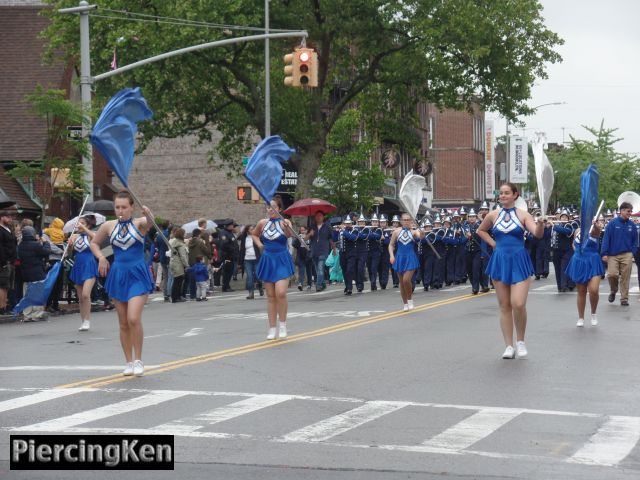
[237,186,252,202]
[283,47,318,88]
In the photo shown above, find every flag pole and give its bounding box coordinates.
[127,190,172,250]
[411,214,441,259]
[263,199,310,250]
[60,194,90,263]
[588,200,605,236]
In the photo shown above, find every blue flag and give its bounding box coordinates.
[13,262,62,314]
[90,87,153,187]
[244,136,295,203]
[579,163,599,251]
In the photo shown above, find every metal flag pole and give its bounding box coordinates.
[127,190,171,250]
[60,194,90,263]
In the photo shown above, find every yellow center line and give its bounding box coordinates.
[56,292,487,389]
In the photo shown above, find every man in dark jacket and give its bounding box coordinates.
[307,211,334,292]
[218,219,239,292]
[0,209,17,313]
[17,226,51,319]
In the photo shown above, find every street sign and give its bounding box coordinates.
[67,126,82,140]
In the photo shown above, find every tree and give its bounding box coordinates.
[7,86,89,219]
[42,0,562,196]
[532,121,640,210]
[313,109,385,213]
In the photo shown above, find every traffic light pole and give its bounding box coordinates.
[61,1,307,186]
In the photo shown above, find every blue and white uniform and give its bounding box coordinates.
[392,228,420,273]
[105,219,154,302]
[485,207,534,284]
[565,235,605,284]
[69,234,98,285]
[256,218,295,283]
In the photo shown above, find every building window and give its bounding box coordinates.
[429,117,434,148]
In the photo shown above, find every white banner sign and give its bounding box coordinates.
[484,121,495,199]
[509,135,528,183]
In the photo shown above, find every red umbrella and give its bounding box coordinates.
[283,198,337,217]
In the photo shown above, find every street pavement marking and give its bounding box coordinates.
[567,416,640,466]
[55,293,478,390]
[280,401,409,443]
[421,408,521,451]
[13,390,189,432]
[180,327,204,337]
[0,388,88,413]
[0,365,162,371]
[3,387,640,467]
[153,394,293,434]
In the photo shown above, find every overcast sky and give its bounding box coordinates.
[487,0,640,155]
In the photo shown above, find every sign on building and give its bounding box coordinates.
[509,136,528,183]
[484,121,495,199]
[278,161,298,193]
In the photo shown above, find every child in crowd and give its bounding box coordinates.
[187,256,218,301]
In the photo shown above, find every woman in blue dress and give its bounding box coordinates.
[68,216,98,332]
[90,191,155,377]
[389,213,423,311]
[565,223,605,327]
[477,183,543,360]
[252,195,295,340]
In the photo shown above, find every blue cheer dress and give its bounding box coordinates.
[104,219,154,302]
[69,234,98,285]
[392,228,420,273]
[485,207,534,284]
[565,235,605,284]
[256,218,295,283]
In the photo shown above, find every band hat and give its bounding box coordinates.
[371,213,379,221]
[391,215,400,222]
[480,201,489,210]
[357,214,366,222]
[343,217,353,224]
[459,206,467,214]
[379,214,388,221]
[468,208,477,216]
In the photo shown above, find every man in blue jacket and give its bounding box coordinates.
[601,202,638,306]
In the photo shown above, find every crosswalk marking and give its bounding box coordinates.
[280,401,409,443]
[152,394,293,434]
[2,387,639,468]
[0,388,87,413]
[14,390,189,432]
[568,416,640,466]
[421,408,521,451]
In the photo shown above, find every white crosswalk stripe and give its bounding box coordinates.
[2,387,639,469]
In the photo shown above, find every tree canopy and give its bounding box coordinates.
[43,0,562,195]
[543,122,640,211]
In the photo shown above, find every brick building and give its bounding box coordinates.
[0,1,112,224]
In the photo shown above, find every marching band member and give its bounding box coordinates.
[389,213,423,311]
[252,195,296,340]
[390,214,401,288]
[90,191,155,377]
[566,223,605,327]
[478,183,543,360]
[420,218,436,291]
[68,216,98,332]
[442,216,458,286]
[354,214,369,293]
[534,213,552,279]
[465,209,489,295]
[452,210,467,284]
[551,210,576,292]
[366,213,383,291]
[378,214,393,289]
[431,216,446,289]
[340,217,358,295]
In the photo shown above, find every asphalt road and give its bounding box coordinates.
[1,274,640,480]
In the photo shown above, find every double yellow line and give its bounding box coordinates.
[57,292,483,389]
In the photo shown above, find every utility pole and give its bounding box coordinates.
[264,0,270,137]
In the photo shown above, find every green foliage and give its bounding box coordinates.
[7,86,89,206]
[542,121,640,210]
[41,0,562,195]
[314,110,385,213]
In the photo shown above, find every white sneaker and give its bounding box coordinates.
[591,314,598,326]
[278,322,287,339]
[407,300,414,310]
[122,362,134,376]
[403,304,409,311]
[516,341,528,358]
[78,320,90,331]
[576,318,584,327]
[502,345,515,359]
[267,327,277,340]
[133,360,144,377]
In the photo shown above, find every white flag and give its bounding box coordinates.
[532,133,554,216]
[399,170,426,220]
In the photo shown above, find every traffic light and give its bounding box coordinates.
[283,47,318,88]
[237,186,251,202]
